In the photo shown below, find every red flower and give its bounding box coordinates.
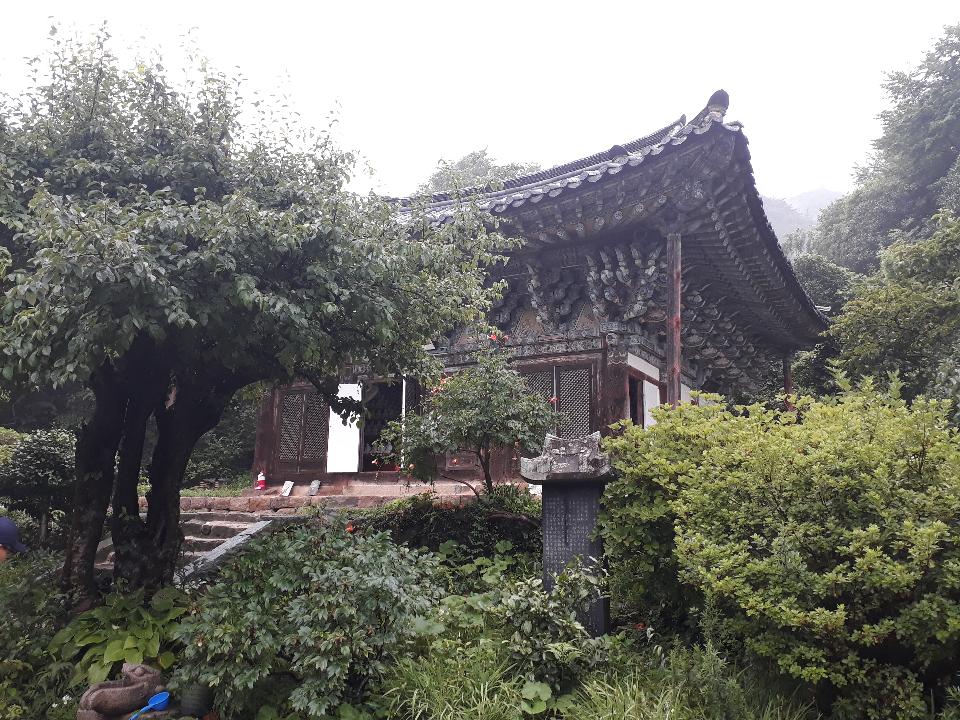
[489,333,498,341]
[633,622,646,630]
[345,522,355,533]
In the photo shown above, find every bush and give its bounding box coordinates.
[0,428,75,544]
[49,588,188,686]
[0,551,75,719]
[173,520,444,719]
[603,383,960,719]
[601,399,727,628]
[490,566,608,694]
[0,426,23,465]
[354,484,541,561]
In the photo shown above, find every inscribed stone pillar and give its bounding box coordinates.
[521,433,613,637]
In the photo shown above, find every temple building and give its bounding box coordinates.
[252,90,827,485]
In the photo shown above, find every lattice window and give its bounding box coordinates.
[278,393,305,462]
[302,393,329,461]
[524,369,554,402]
[557,367,592,438]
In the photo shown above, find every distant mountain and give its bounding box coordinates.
[787,188,843,223]
[760,189,843,241]
[761,196,811,239]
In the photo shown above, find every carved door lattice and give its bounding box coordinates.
[302,394,329,461]
[524,369,554,402]
[557,367,592,438]
[279,394,305,462]
[277,390,329,471]
[522,365,593,439]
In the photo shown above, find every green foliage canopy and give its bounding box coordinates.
[789,255,859,396]
[0,30,509,592]
[832,213,960,401]
[0,428,75,542]
[417,148,540,195]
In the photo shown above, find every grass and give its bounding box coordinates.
[565,669,816,720]
[136,473,252,498]
[381,641,526,720]
[380,639,818,720]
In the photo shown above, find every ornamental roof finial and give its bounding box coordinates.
[706,89,729,119]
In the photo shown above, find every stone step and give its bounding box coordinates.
[181,510,263,522]
[181,536,227,552]
[182,519,253,538]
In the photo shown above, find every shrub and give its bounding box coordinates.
[603,382,960,719]
[490,565,608,693]
[0,428,75,543]
[0,550,75,719]
[354,484,541,561]
[601,398,728,627]
[0,426,22,465]
[49,587,188,686]
[173,521,443,719]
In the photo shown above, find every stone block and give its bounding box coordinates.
[229,497,250,512]
[269,496,301,510]
[520,432,611,485]
[247,496,271,513]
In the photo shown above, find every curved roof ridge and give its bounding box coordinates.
[400,115,687,208]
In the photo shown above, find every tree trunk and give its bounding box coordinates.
[140,376,238,588]
[61,365,127,603]
[111,377,166,589]
[478,446,494,494]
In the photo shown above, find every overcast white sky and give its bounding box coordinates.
[1,1,958,200]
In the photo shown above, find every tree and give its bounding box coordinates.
[0,429,74,542]
[831,212,960,401]
[0,31,507,597]
[789,255,860,395]
[791,254,860,315]
[811,24,960,272]
[417,148,540,195]
[382,344,557,494]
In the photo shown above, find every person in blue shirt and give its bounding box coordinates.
[0,516,26,562]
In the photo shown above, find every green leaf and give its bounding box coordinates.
[87,661,112,686]
[103,639,126,663]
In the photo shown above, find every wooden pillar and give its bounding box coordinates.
[251,388,278,481]
[665,230,682,407]
[599,332,630,432]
